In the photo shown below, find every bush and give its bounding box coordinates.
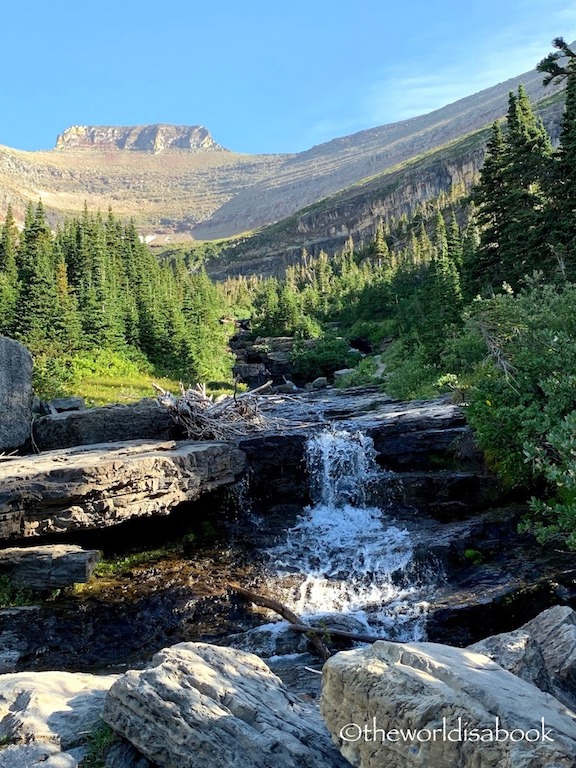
[291,336,357,380]
[335,356,379,388]
[383,343,439,400]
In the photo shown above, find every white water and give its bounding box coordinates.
[266,428,438,641]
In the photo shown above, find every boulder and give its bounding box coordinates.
[320,640,576,768]
[521,605,576,708]
[311,377,328,389]
[0,337,33,451]
[468,629,554,694]
[0,439,246,539]
[0,544,100,589]
[103,642,349,768]
[33,398,176,451]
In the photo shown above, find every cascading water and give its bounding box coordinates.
[266,428,439,641]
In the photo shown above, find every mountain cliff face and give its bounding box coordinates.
[55,124,225,153]
[0,49,568,255]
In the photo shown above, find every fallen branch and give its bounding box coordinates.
[228,582,331,660]
[287,623,384,644]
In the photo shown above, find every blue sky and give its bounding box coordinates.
[2,0,575,155]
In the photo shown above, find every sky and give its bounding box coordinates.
[2,0,576,155]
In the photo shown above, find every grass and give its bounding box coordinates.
[73,372,181,407]
[93,545,181,578]
[81,723,120,768]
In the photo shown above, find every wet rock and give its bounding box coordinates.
[239,433,309,506]
[33,398,176,451]
[400,470,501,519]
[0,439,246,539]
[321,640,576,768]
[232,362,267,386]
[0,544,100,589]
[0,336,33,451]
[224,615,369,658]
[103,642,349,768]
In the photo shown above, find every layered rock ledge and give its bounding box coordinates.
[0,439,246,540]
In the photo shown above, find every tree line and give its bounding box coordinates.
[0,203,232,384]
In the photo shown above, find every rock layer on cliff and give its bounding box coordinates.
[0,439,246,539]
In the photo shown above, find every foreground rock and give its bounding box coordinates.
[0,337,33,451]
[0,439,245,539]
[321,640,576,768]
[0,670,117,767]
[33,398,176,451]
[103,642,349,768]
[0,544,100,589]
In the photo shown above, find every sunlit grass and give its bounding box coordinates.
[74,373,181,407]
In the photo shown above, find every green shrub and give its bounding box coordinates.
[0,575,33,608]
[291,336,357,379]
[335,356,379,387]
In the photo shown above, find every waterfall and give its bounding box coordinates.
[266,428,436,641]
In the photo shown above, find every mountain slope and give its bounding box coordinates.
[0,51,566,244]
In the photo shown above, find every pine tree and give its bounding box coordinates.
[0,206,19,333]
[538,38,576,273]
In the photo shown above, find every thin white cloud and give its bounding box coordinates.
[305,1,576,145]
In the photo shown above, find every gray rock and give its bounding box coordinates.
[104,742,154,768]
[33,398,175,451]
[103,642,349,768]
[521,605,576,709]
[0,670,116,751]
[0,544,100,589]
[333,368,356,380]
[320,640,576,768]
[0,337,33,451]
[49,396,86,413]
[224,615,368,658]
[468,629,554,693]
[0,439,246,539]
[311,377,328,389]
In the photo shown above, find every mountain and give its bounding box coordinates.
[0,49,568,254]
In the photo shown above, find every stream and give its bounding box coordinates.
[260,428,443,643]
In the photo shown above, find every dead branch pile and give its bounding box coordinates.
[154,381,274,440]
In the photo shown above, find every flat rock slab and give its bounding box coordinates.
[0,544,100,589]
[0,336,33,451]
[321,640,576,768]
[103,642,349,768]
[33,398,176,451]
[0,669,121,768]
[0,439,246,539]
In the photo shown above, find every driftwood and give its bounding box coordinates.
[287,623,383,644]
[228,582,331,660]
[154,381,273,440]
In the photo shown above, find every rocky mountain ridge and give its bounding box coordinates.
[55,123,226,153]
